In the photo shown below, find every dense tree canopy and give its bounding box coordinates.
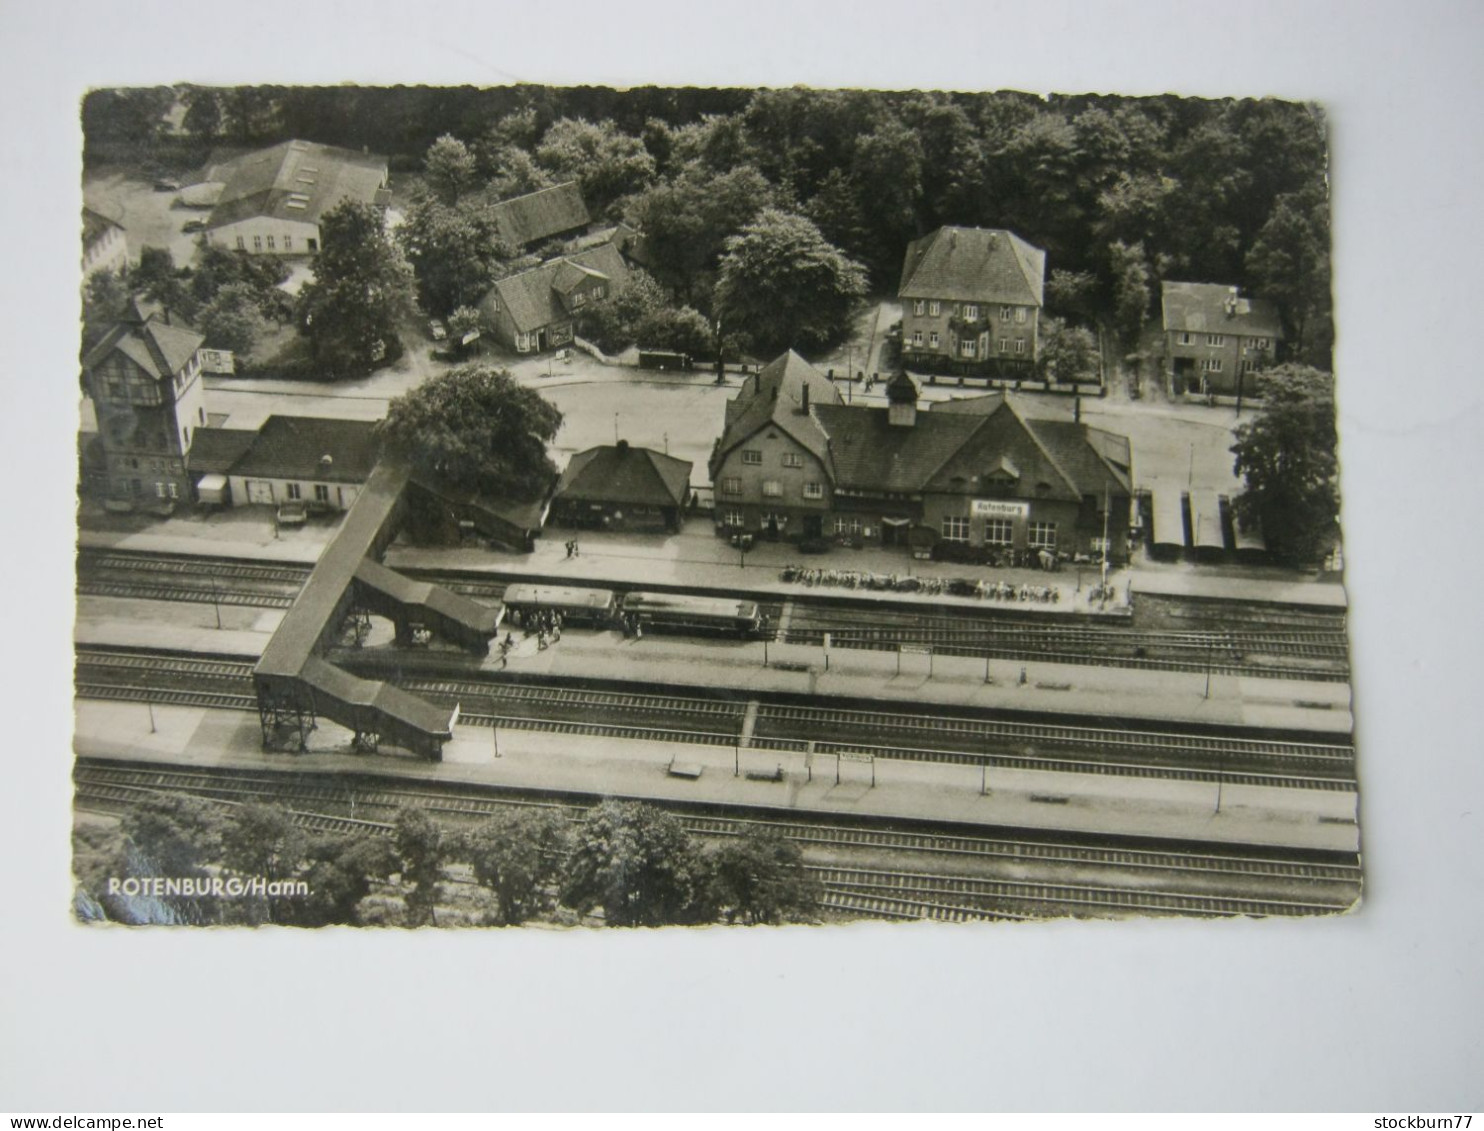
[1230,364,1339,565]
[709,827,819,925]
[715,209,867,357]
[378,365,563,502]
[463,810,570,926]
[561,800,714,927]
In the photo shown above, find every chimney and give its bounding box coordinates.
[801,383,809,414]
[616,439,630,455]
[1225,286,1239,318]
[319,454,333,471]
[1074,394,1082,424]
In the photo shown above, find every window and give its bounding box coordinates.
[929,332,940,348]
[571,292,586,308]
[722,477,742,495]
[723,510,744,527]
[913,300,925,315]
[1241,359,1258,373]
[782,452,803,468]
[1029,522,1057,549]
[929,301,941,316]
[253,235,262,251]
[941,516,969,542]
[1015,339,1026,355]
[1177,332,1194,346]
[1000,306,1013,322]
[1206,334,1225,346]
[963,304,978,321]
[155,482,168,499]
[168,483,179,500]
[803,482,823,499]
[235,236,246,251]
[593,286,605,300]
[984,519,1014,545]
[286,483,302,500]
[912,330,923,345]
[835,516,861,536]
[742,450,762,465]
[315,484,330,502]
[998,338,1010,353]
[1015,308,1027,324]
[1255,337,1269,349]
[266,235,275,250]
[960,339,977,358]
[283,235,291,251]
[1201,358,1223,372]
[762,480,782,498]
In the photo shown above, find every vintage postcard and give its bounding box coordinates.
[74,85,1356,928]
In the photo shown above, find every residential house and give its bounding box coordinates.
[710,353,1132,562]
[200,139,390,255]
[1161,282,1282,396]
[186,416,379,511]
[553,441,693,532]
[898,226,1046,377]
[82,206,129,278]
[479,243,627,354]
[81,297,206,506]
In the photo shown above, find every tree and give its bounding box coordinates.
[635,305,713,357]
[133,246,196,320]
[714,209,867,357]
[463,810,570,925]
[536,118,656,215]
[1245,184,1332,368]
[378,364,563,502]
[297,199,416,378]
[397,196,511,317]
[1044,268,1099,322]
[220,803,305,883]
[424,134,477,204]
[576,268,669,352]
[190,244,292,321]
[446,305,483,354]
[294,833,398,927]
[709,827,820,925]
[627,164,774,302]
[121,794,224,878]
[1107,240,1153,350]
[561,800,714,927]
[1230,365,1339,566]
[1038,316,1100,384]
[197,282,268,356]
[393,806,447,927]
[82,268,130,350]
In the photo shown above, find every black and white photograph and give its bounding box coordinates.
[4,0,1481,1115]
[71,81,1355,930]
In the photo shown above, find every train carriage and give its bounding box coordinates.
[620,591,764,637]
[501,583,619,627]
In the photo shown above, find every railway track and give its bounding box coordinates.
[72,761,1361,920]
[73,648,1357,790]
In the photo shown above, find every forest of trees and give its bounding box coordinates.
[74,795,821,929]
[83,84,1333,369]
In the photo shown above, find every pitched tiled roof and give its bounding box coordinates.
[226,416,380,483]
[1161,282,1284,339]
[186,427,258,475]
[899,226,1045,306]
[557,444,693,508]
[483,243,627,333]
[82,309,204,379]
[205,140,387,231]
[811,405,983,494]
[488,182,590,249]
[715,351,843,474]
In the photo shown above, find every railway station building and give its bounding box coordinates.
[710,353,1132,563]
[186,416,379,511]
[478,242,628,354]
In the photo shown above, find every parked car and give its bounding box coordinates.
[181,219,207,233]
[428,319,448,341]
[152,178,181,192]
[277,500,308,527]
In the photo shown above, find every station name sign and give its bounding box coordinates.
[970,499,1029,518]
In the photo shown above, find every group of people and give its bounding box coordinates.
[495,607,564,667]
[619,612,644,639]
[563,539,581,559]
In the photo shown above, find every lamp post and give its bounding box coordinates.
[210,578,222,630]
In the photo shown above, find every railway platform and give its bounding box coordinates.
[75,605,1354,736]
[72,698,1359,854]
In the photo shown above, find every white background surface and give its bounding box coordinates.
[2,0,1481,1112]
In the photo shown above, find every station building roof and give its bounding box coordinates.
[485,181,590,249]
[1161,281,1284,339]
[190,416,380,484]
[898,226,1045,307]
[203,139,389,232]
[556,442,693,508]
